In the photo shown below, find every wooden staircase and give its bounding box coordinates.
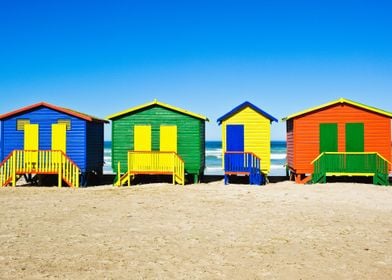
[0,150,80,187]
[311,152,391,186]
[115,151,185,186]
[224,152,265,185]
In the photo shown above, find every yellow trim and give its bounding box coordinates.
[17,119,30,131]
[375,153,392,165]
[326,152,378,155]
[326,172,375,177]
[311,152,325,164]
[106,99,209,121]
[283,98,392,121]
[311,152,392,165]
[57,119,71,130]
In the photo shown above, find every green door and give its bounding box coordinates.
[346,123,364,152]
[320,123,338,153]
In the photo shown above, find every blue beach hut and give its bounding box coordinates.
[0,102,108,187]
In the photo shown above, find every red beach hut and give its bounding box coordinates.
[283,98,392,185]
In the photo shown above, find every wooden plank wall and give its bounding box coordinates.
[111,106,205,176]
[222,107,272,174]
[291,104,391,175]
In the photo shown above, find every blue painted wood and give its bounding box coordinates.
[86,122,105,173]
[217,101,278,124]
[0,106,105,175]
[226,125,244,152]
[224,152,264,185]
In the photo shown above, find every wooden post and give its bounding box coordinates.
[194,174,199,184]
[58,153,62,188]
[12,153,16,187]
[172,153,175,185]
[117,162,121,187]
[76,167,80,188]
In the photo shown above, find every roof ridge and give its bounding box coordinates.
[0,102,108,123]
[283,98,392,120]
[217,101,278,124]
[106,100,209,121]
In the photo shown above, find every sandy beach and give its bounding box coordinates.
[0,181,391,279]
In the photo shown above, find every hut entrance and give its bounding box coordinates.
[319,123,338,153]
[134,125,152,151]
[345,123,364,152]
[24,124,39,151]
[24,124,39,165]
[226,125,244,152]
[160,126,177,152]
[51,123,67,153]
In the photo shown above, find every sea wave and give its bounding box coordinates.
[271,153,286,160]
[206,149,223,159]
[204,166,224,175]
[270,164,285,170]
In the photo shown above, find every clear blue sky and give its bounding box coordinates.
[1,0,391,140]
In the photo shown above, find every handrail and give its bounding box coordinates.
[312,152,390,185]
[127,151,185,185]
[0,152,14,186]
[224,151,264,185]
[224,152,261,173]
[312,152,392,165]
[311,152,325,164]
[225,151,260,158]
[0,150,80,187]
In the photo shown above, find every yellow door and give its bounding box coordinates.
[134,125,151,151]
[160,126,177,152]
[52,123,67,153]
[24,124,39,150]
[24,124,39,167]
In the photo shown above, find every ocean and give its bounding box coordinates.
[104,141,287,176]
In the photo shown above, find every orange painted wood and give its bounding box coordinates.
[286,120,295,169]
[287,103,392,175]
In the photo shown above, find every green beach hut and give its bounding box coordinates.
[107,100,209,186]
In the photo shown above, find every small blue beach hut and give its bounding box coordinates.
[217,101,278,185]
[0,102,108,187]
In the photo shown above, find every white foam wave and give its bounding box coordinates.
[204,167,224,175]
[271,153,286,160]
[206,149,223,159]
[270,164,285,170]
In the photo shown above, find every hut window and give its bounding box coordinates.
[57,119,71,130]
[17,119,30,131]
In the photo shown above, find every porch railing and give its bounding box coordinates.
[311,152,390,186]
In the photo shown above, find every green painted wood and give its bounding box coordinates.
[111,106,206,176]
[346,123,364,152]
[319,123,338,153]
[312,152,389,185]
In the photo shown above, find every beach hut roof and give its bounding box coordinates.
[217,101,278,125]
[283,98,392,121]
[106,99,209,121]
[0,102,109,123]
